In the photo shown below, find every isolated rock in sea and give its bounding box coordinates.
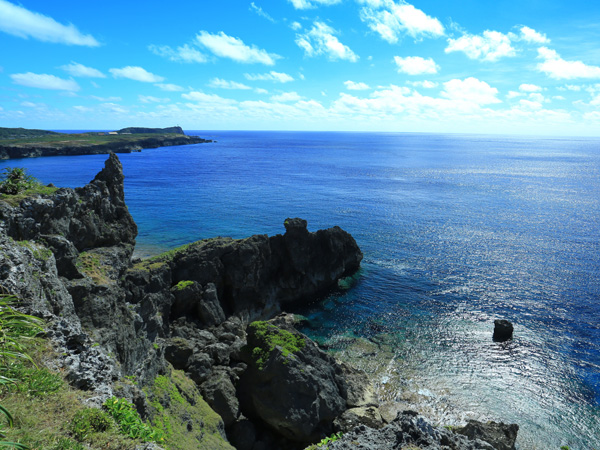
[493,319,514,342]
[454,420,519,450]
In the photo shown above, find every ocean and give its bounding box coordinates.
[2,131,599,449]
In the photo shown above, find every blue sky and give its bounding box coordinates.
[1,0,600,135]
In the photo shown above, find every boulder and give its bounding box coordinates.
[493,320,514,342]
[454,420,519,450]
[239,318,375,444]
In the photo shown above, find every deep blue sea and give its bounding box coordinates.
[2,131,599,449]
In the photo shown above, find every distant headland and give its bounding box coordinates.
[0,126,212,159]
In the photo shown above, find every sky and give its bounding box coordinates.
[1,0,600,136]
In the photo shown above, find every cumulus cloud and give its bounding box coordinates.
[148,44,207,63]
[208,78,252,90]
[536,47,600,80]
[519,83,542,92]
[244,71,294,83]
[195,31,280,65]
[441,77,501,105]
[10,72,80,91]
[155,83,184,92]
[59,62,105,78]
[271,91,303,102]
[138,95,170,103]
[250,2,275,22]
[182,91,237,105]
[90,95,122,102]
[358,0,444,43]
[0,0,99,46]
[394,56,438,74]
[445,30,515,62]
[290,21,302,31]
[407,80,438,88]
[344,80,371,90]
[295,21,358,62]
[287,0,341,9]
[520,26,549,44]
[109,66,165,83]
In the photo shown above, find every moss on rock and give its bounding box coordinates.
[249,321,306,370]
[145,365,234,450]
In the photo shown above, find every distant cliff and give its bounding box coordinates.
[116,126,185,135]
[0,129,211,160]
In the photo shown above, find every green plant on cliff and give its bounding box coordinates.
[103,397,164,443]
[0,294,44,450]
[173,280,194,291]
[305,431,344,449]
[249,321,306,370]
[0,168,57,206]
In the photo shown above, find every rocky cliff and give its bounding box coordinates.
[0,134,211,159]
[0,153,518,450]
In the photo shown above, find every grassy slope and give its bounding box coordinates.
[1,337,234,450]
[0,133,186,147]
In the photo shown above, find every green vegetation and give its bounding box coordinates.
[0,132,184,147]
[69,409,113,441]
[103,397,164,443]
[0,128,59,140]
[144,368,234,450]
[0,168,58,206]
[75,252,110,285]
[249,321,306,370]
[305,432,344,449]
[173,280,194,291]
[13,240,53,263]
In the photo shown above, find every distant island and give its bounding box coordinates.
[0,126,212,159]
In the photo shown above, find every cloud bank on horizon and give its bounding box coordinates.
[1,0,600,135]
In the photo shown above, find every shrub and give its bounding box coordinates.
[70,408,113,441]
[103,397,164,443]
[0,168,38,196]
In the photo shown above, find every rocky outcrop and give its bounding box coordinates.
[0,134,211,159]
[493,319,514,342]
[326,411,518,450]
[0,153,369,449]
[238,315,376,444]
[116,126,185,135]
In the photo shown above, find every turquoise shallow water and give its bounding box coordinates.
[2,131,599,449]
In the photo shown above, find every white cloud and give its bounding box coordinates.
[109,66,165,83]
[244,71,295,83]
[250,2,275,22]
[101,102,128,114]
[148,44,207,63]
[295,21,358,62]
[10,72,80,91]
[394,55,438,74]
[0,0,99,46]
[287,0,341,9]
[519,99,543,110]
[155,83,184,92]
[271,91,303,102]
[442,77,501,105]
[73,105,92,113]
[519,83,542,92]
[139,95,170,103]
[520,26,549,44]
[445,30,515,62]
[182,91,237,105]
[60,62,105,78]
[195,31,280,65]
[291,21,302,31]
[358,0,444,43]
[209,78,252,90]
[344,80,371,90]
[537,47,600,80]
[255,88,269,94]
[90,95,122,102]
[407,80,438,88]
[507,91,523,99]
